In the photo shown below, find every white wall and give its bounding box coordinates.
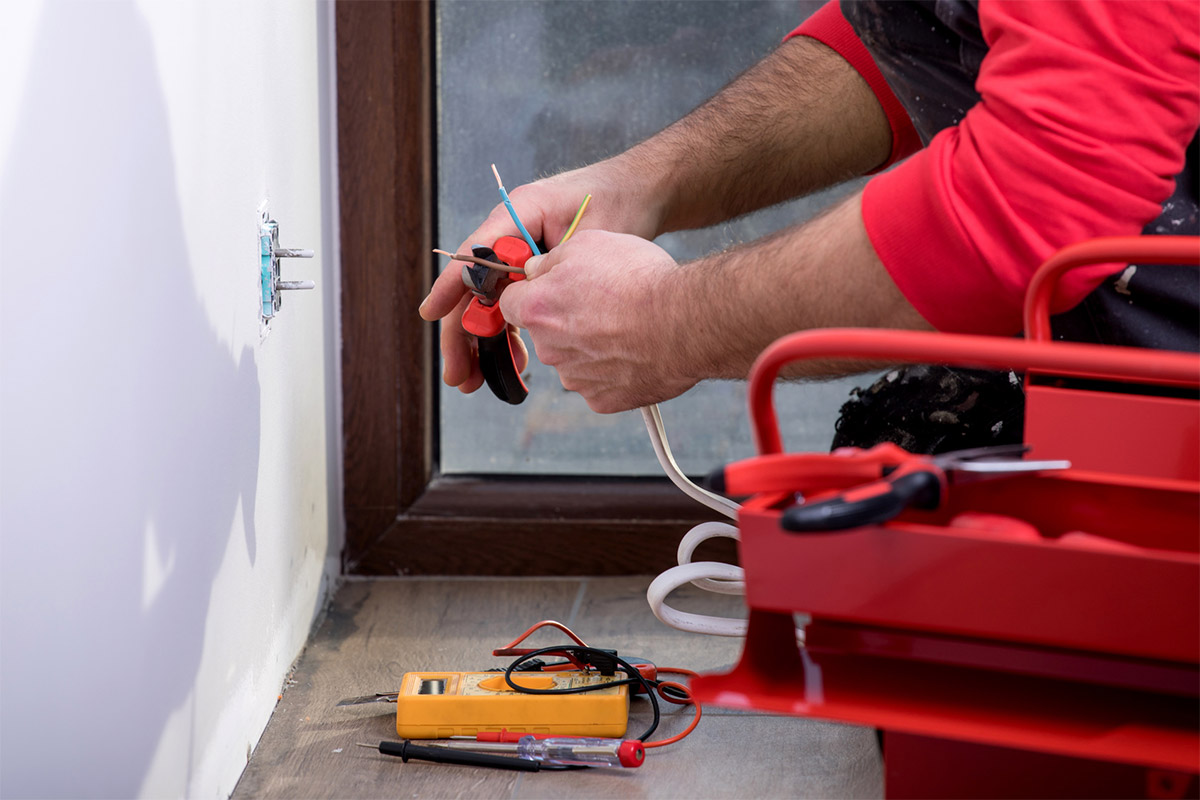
[0,1,342,797]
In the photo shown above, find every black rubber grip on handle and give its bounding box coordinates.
[377,740,540,772]
[478,332,528,405]
[780,469,941,533]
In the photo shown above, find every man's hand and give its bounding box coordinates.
[418,160,668,394]
[498,230,696,413]
[419,33,895,399]
[499,193,933,413]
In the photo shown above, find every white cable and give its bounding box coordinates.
[647,562,748,637]
[641,405,739,520]
[641,403,806,643]
[641,404,741,594]
[642,403,745,634]
[676,521,744,594]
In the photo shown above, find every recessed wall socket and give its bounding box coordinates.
[259,211,315,321]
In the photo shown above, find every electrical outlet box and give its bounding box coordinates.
[258,211,314,321]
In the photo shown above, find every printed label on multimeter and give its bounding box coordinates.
[456,672,621,695]
[395,671,629,739]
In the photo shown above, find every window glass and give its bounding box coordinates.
[437,0,870,476]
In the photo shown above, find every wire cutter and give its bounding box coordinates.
[778,443,1070,533]
[459,235,534,404]
[709,443,1069,533]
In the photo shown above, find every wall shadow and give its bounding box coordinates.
[0,2,260,796]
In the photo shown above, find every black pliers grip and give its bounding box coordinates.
[780,462,944,532]
[775,443,1066,534]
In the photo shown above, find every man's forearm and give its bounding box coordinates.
[496,191,930,413]
[662,191,932,384]
[613,35,892,237]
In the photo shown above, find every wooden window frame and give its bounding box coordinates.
[335,1,730,575]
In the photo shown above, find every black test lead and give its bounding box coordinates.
[356,740,540,772]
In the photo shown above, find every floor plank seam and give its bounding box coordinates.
[565,578,589,629]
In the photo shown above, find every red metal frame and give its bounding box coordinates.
[692,237,1200,795]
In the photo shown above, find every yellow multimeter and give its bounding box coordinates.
[393,671,629,739]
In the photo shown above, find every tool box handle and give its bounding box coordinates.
[748,239,1200,456]
[1023,235,1200,342]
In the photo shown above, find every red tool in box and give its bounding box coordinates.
[690,236,1200,799]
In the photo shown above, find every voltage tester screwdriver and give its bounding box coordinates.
[433,735,644,768]
[358,736,643,770]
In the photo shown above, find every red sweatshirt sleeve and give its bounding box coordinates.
[787,2,921,170]
[862,1,1200,334]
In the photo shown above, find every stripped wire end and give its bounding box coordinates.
[433,248,525,276]
[490,164,542,257]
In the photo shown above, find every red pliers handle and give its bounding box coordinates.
[709,442,945,531]
[708,442,913,497]
[460,236,533,405]
[711,442,1066,533]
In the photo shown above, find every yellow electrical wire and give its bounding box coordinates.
[559,194,592,246]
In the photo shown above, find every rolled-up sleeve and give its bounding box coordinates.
[861,0,1200,334]
[787,1,922,171]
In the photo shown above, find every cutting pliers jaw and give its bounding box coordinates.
[458,237,534,405]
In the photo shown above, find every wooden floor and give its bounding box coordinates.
[234,577,883,799]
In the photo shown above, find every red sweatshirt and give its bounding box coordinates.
[791,1,1200,335]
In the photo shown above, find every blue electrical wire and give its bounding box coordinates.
[491,164,541,256]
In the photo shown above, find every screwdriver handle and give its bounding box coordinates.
[516,736,644,768]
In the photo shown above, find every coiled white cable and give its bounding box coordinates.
[646,562,748,637]
[642,404,806,643]
[674,521,743,594]
[642,404,745,636]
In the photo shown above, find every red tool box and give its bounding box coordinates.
[691,236,1200,799]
